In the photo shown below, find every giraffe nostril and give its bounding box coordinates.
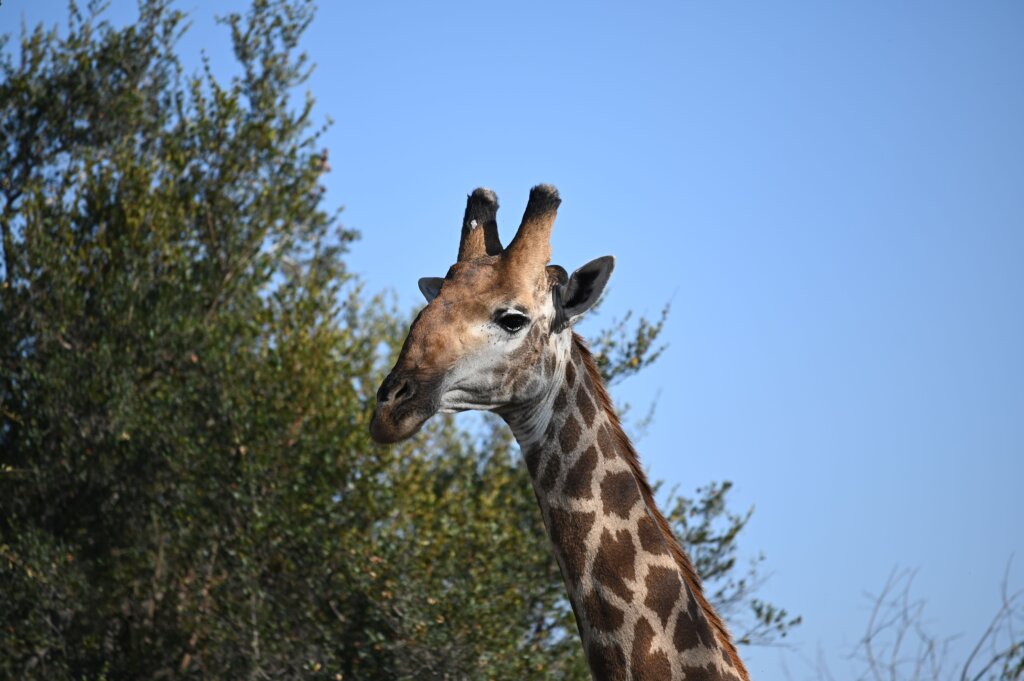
[393,380,413,403]
[380,376,415,406]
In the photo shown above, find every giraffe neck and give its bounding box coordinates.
[502,334,749,681]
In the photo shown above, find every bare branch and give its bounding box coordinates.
[845,562,1023,681]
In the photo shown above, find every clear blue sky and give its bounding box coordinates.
[6,1,1023,678]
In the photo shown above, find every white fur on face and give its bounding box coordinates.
[437,296,560,415]
[437,319,536,412]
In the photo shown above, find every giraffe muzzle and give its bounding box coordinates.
[369,370,442,444]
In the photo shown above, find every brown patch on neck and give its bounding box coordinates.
[571,334,750,681]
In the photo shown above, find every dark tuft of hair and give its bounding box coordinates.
[465,187,499,222]
[524,183,561,216]
[468,187,498,206]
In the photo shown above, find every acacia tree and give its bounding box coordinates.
[0,2,795,679]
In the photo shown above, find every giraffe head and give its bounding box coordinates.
[370,184,614,444]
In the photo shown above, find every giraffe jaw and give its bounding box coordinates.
[370,378,505,442]
[437,387,504,414]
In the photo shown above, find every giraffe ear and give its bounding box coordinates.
[553,256,614,331]
[418,277,444,302]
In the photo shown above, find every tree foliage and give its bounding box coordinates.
[0,2,795,678]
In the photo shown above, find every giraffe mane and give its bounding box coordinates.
[572,332,751,681]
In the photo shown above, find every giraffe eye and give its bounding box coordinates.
[496,311,529,334]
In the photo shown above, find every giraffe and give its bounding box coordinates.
[370,185,749,681]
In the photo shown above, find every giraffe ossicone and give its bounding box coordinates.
[371,185,749,681]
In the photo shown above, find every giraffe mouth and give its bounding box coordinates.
[369,371,443,444]
[369,408,433,444]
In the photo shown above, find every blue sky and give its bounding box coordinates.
[6,1,1023,678]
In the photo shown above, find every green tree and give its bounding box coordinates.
[0,2,796,679]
